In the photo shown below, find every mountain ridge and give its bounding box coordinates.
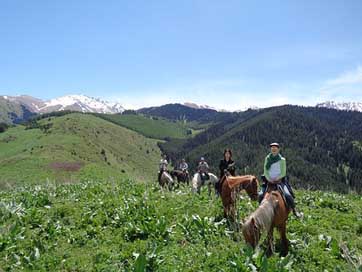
[316,101,362,112]
[1,94,125,115]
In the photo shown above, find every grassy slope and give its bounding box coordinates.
[0,113,161,188]
[166,107,362,193]
[97,113,192,139]
[0,179,361,271]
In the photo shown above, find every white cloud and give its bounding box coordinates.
[108,68,362,111]
[325,65,362,86]
[318,66,362,102]
[108,79,319,111]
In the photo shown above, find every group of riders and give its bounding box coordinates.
[158,142,300,217]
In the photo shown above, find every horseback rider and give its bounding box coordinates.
[259,143,300,217]
[178,158,189,173]
[198,157,210,181]
[158,154,168,182]
[219,149,236,177]
[216,149,236,194]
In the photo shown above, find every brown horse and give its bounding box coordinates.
[242,182,291,257]
[170,169,190,185]
[220,174,259,219]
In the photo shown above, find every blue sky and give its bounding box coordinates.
[1,0,362,110]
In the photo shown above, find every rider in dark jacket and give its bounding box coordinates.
[219,149,236,178]
[216,149,236,194]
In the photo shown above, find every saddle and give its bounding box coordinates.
[200,172,209,184]
[266,181,290,209]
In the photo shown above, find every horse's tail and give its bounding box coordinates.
[227,175,254,189]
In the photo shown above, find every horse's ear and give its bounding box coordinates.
[251,217,255,226]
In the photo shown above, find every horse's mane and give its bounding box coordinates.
[245,192,279,232]
[227,175,254,189]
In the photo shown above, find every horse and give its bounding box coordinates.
[191,172,219,196]
[170,169,190,185]
[158,171,174,190]
[220,174,259,219]
[242,181,291,257]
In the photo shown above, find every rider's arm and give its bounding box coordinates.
[263,157,271,181]
[277,158,286,180]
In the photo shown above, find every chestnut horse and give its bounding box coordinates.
[220,174,259,219]
[242,182,291,257]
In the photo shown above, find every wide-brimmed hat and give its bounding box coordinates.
[200,157,205,161]
[269,142,280,148]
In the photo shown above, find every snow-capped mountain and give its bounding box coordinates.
[183,102,216,110]
[39,95,124,114]
[1,94,125,114]
[316,101,362,112]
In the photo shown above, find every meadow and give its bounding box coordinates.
[1,177,361,271]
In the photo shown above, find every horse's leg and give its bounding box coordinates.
[266,226,274,257]
[223,206,228,218]
[208,183,212,197]
[197,181,201,194]
[175,177,179,189]
[230,204,236,223]
[278,222,289,257]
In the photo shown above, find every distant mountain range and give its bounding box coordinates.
[316,101,362,112]
[1,95,362,193]
[2,94,125,114]
[1,93,362,124]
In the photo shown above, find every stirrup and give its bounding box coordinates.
[292,208,301,219]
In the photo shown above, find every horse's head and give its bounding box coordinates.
[242,217,260,249]
[223,169,231,176]
[244,176,259,201]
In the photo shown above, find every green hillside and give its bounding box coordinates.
[0,113,161,188]
[160,106,362,193]
[1,178,361,271]
[96,113,192,139]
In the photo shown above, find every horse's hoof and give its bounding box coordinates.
[280,250,288,257]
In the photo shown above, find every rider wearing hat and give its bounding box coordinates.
[158,154,169,182]
[178,158,189,173]
[198,157,210,180]
[259,143,300,217]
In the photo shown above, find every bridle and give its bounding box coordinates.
[243,177,258,199]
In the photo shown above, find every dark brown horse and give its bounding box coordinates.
[242,182,291,257]
[170,169,190,185]
[220,174,259,219]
